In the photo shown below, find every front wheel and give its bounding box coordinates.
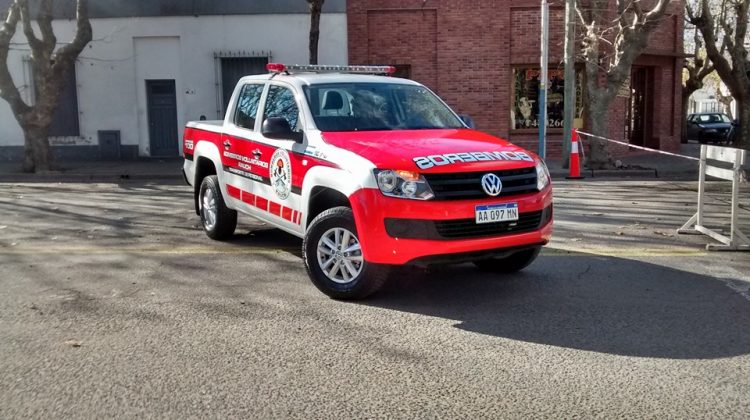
[473,246,542,273]
[303,207,389,300]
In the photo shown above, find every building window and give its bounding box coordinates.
[511,67,581,130]
[220,56,269,113]
[35,68,80,137]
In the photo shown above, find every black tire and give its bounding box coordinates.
[198,175,237,240]
[303,207,389,300]
[473,246,542,273]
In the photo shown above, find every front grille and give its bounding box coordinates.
[424,167,538,200]
[384,205,553,240]
[435,208,545,239]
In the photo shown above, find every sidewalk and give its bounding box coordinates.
[547,142,703,180]
[0,158,186,183]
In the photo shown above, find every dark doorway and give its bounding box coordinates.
[146,80,178,157]
[220,57,269,113]
[626,67,655,148]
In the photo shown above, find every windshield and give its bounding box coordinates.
[696,114,731,123]
[303,83,465,132]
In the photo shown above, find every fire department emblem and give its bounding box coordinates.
[270,149,292,200]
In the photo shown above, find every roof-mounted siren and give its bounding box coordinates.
[266,63,396,75]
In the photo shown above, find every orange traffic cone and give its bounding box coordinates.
[566,129,584,179]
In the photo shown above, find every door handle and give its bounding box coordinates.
[223,140,231,150]
[252,149,262,158]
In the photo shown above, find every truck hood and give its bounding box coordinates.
[321,129,538,173]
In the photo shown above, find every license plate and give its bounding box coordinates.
[475,203,519,224]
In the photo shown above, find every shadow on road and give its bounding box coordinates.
[365,253,750,360]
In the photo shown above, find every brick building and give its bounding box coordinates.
[347,0,684,159]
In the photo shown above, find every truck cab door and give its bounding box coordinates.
[220,82,268,216]
[249,82,308,233]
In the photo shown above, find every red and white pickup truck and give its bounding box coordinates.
[183,63,552,299]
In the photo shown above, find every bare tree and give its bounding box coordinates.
[688,0,749,149]
[0,0,91,172]
[682,26,714,141]
[705,70,735,118]
[307,0,325,65]
[578,0,672,168]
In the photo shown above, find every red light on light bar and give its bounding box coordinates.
[384,66,396,75]
[266,63,286,73]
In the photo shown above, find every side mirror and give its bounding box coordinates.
[262,117,303,142]
[459,114,476,129]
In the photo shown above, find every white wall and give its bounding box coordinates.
[0,13,348,156]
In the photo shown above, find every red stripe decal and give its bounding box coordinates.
[226,184,301,224]
[242,191,255,205]
[226,185,241,199]
[269,202,281,217]
[282,206,293,222]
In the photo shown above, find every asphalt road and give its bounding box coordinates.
[0,180,749,418]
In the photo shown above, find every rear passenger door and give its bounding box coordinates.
[220,82,267,215]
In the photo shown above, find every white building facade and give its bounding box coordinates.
[0,0,347,160]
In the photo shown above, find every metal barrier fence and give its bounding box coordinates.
[575,130,748,251]
[677,145,748,251]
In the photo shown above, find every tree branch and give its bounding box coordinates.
[0,3,31,117]
[17,0,43,53]
[37,0,56,54]
[53,0,92,64]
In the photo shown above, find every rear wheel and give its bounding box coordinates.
[473,246,542,273]
[198,175,237,240]
[303,207,389,299]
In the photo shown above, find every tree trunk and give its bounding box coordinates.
[585,92,614,169]
[681,91,692,143]
[22,124,52,173]
[736,100,750,150]
[308,2,322,65]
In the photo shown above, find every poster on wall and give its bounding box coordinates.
[512,68,576,130]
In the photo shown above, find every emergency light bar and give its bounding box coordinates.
[266,63,396,75]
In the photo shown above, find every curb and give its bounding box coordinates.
[0,173,185,183]
[550,168,659,179]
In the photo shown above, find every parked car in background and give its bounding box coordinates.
[686,112,733,144]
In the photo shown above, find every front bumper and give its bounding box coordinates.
[349,187,553,265]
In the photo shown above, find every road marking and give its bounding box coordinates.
[0,246,299,255]
[543,247,708,257]
[0,245,707,257]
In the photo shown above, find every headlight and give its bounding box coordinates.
[536,159,550,191]
[374,169,434,200]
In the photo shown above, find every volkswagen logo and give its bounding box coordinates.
[481,173,503,196]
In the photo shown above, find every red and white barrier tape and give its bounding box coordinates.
[576,130,700,161]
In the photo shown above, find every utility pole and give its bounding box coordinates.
[538,0,549,159]
[562,0,576,167]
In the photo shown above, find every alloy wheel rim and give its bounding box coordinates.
[316,227,364,284]
[201,188,217,230]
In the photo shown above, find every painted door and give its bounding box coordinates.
[146,80,179,157]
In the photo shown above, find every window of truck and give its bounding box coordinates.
[263,85,301,131]
[234,83,265,130]
[303,83,464,132]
